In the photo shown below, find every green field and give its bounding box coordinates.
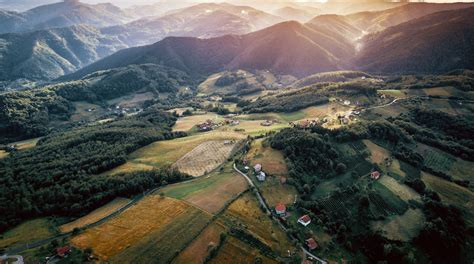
[0,218,57,248]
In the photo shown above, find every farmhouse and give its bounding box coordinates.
[257,171,266,182]
[275,203,286,216]
[371,171,381,180]
[56,246,71,258]
[254,164,262,172]
[305,238,318,250]
[343,100,351,106]
[260,120,273,126]
[298,215,311,226]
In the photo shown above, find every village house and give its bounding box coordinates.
[343,100,351,106]
[305,238,318,250]
[257,171,266,182]
[275,203,286,216]
[260,120,273,126]
[298,215,311,226]
[371,171,381,180]
[254,164,262,172]
[56,246,71,258]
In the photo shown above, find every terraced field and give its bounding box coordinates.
[174,140,239,177]
[106,131,245,175]
[160,163,248,214]
[59,198,131,233]
[218,193,295,256]
[172,223,227,264]
[209,236,278,264]
[71,196,212,262]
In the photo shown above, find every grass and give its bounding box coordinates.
[371,208,425,242]
[372,182,408,215]
[0,150,8,159]
[71,196,211,261]
[246,139,288,177]
[209,236,278,264]
[172,223,227,264]
[379,176,421,202]
[363,140,391,165]
[174,140,239,177]
[218,192,295,256]
[0,218,56,248]
[159,163,248,214]
[59,197,131,233]
[173,113,223,132]
[70,101,105,122]
[106,131,245,175]
[378,89,406,99]
[421,171,474,226]
[221,120,290,137]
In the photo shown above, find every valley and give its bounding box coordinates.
[0,1,473,264]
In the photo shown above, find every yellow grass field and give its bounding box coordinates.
[379,176,421,202]
[106,131,245,175]
[219,120,289,136]
[0,218,56,248]
[371,208,425,242]
[160,163,248,214]
[174,140,239,177]
[364,140,390,164]
[209,236,278,264]
[422,172,474,226]
[219,193,295,256]
[172,223,227,264]
[422,87,454,97]
[70,102,105,122]
[59,198,131,233]
[0,150,8,159]
[107,91,155,108]
[7,137,41,150]
[71,196,212,262]
[173,113,223,132]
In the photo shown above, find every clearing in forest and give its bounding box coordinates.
[371,208,425,242]
[59,197,131,233]
[174,140,239,177]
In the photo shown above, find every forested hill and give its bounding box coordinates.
[0,64,190,143]
[0,108,189,232]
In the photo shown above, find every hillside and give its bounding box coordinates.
[0,0,132,34]
[272,6,320,22]
[355,8,474,74]
[69,21,353,79]
[102,3,283,47]
[0,24,127,81]
[346,2,474,33]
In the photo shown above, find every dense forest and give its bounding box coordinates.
[0,64,191,143]
[0,108,188,232]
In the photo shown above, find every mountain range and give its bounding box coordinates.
[0,0,132,34]
[0,24,126,81]
[101,3,284,47]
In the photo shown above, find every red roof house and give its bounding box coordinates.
[305,238,319,250]
[371,171,381,180]
[275,203,286,216]
[56,246,71,257]
[298,215,311,226]
[303,260,313,264]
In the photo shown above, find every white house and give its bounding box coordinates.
[257,171,266,182]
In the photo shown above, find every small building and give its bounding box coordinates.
[275,203,286,216]
[371,171,381,180]
[257,171,266,182]
[298,215,311,226]
[56,246,71,258]
[305,238,318,250]
[303,260,313,264]
[343,100,351,106]
[254,164,262,173]
[260,120,272,126]
[230,120,240,126]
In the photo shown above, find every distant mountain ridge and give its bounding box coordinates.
[0,24,127,81]
[67,20,355,79]
[102,3,284,47]
[0,0,132,34]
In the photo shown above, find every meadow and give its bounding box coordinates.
[0,218,57,248]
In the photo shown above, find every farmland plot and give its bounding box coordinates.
[174,140,239,177]
[209,236,278,264]
[71,196,211,261]
[379,176,421,203]
[371,208,425,242]
[59,197,131,233]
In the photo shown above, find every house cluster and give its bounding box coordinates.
[337,110,361,125]
[253,163,266,181]
[197,119,220,132]
[260,119,279,127]
[107,105,142,116]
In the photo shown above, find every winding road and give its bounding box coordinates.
[233,164,327,264]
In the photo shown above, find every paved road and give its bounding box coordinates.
[233,164,327,264]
